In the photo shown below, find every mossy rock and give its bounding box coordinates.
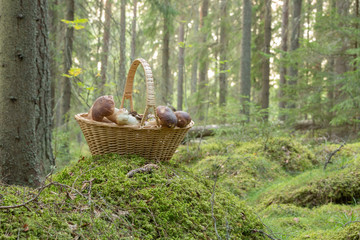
[0,154,264,239]
[295,223,360,240]
[258,158,360,207]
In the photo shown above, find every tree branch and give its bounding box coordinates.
[324,142,346,170]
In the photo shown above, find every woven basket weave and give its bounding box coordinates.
[75,58,194,161]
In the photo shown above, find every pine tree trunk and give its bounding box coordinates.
[198,0,209,121]
[162,1,172,105]
[278,0,289,121]
[240,0,252,119]
[130,0,138,62]
[219,0,228,107]
[261,0,272,121]
[287,0,302,109]
[60,0,74,126]
[119,0,126,91]
[190,4,199,95]
[177,17,185,111]
[0,0,53,187]
[49,0,58,126]
[100,0,112,95]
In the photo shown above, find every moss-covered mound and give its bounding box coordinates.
[0,154,264,239]
[257,156,360,207]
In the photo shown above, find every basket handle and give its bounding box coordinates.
[120,58,160,127]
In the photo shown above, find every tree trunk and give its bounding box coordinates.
[287,0,302,109]
[0,0,53,187]
[130,0,138,62]
[190,4,199,95]
[177,17,185,111]
[219,0,228,107]
[60,0,74,126]
[261,0,272,121]
[162,0,172,105]
[49,0,58,126]
[198,0,209,121]
[119,0,126,91]
[100,0,112,95]
[278,0,289,121]
[240,0,252,119]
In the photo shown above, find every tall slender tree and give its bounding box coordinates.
[162,0,172,105]
[240,0,252,119]
[219,0,228,107]
[177,16,185,111]
[261,0,272,120]
[190,3,199,95]
[100,0,112,95]
[119,0,126,90]
[130,0,138,62]
[0,0,53,187]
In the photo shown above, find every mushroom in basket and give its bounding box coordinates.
[106,108,139,125]
[88,95,115,122]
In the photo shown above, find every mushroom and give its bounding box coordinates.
[174,111,192,128]
[106,108,139,125]
[88,95,115,122]
[156,106,177,128]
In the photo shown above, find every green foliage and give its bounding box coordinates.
[0,155,264,239]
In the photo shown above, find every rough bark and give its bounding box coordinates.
[119,0,126,91]
[130,0,138,62]
[219,0,228,107]
[240,0,252,119]
[198,0,209,121]
[177,17,185,111]
[36,0,55,176]
[261,0,272,121]
[60,0,74,126]
[49,0,58,125]
[0,0,53,187]
[287,0,302,109]
[100,0,112,95]
[278,0,289,121]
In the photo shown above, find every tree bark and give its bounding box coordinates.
[198,0,209,121]
[100,0,112,95]
[219,0,228,107]
[261,0,272,121]
[278,0,289,121]
[0,0,53,187]
[177,16,185,111]
[287,0,302,109]
[119,0,126,91]
[190,3,199,95]
[130,0,138,62]
[60,0,74,126]
[49,0,58,126]
[162,0,172,105]
[240,0,252,119]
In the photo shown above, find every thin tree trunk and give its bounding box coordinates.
[119,0,126,91]
[219,0,228,107]
[287,0,302,109]
[278,0,289,121]
[130,0,137,62]
[60,0,74,126]
[198,0,209,121]
[162,0,172,105]
[177,16,185,111]
[0,0,52,187]
[100,0,112,95]
[240,0,252,119]
[190,3,199,94]
[96,0,104,66]
[261,0,272,121]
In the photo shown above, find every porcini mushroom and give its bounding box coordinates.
[106,108,139,125]
[88,95,115,122]
[156,106,177,128]
[174,111,192,128]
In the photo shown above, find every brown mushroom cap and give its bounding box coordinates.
[174,111,191,128]
[90,95,115,121]
[156,106,177,128]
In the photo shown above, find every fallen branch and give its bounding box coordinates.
[126,164,159,178]
[343,220,360,227]
[252,229,279,240]
[324,142,346,170]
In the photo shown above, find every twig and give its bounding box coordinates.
[324,142,346,170]
[343,220,360,227]
[126,164,159,178]
[252,229,278,240]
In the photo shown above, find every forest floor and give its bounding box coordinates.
[1,125,360,239]
[174,125,360,239]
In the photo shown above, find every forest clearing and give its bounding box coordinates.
[0,0,360,239]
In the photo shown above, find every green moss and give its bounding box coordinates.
[0,154,264,239]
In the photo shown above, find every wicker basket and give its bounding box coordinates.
[75,58,194,161]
